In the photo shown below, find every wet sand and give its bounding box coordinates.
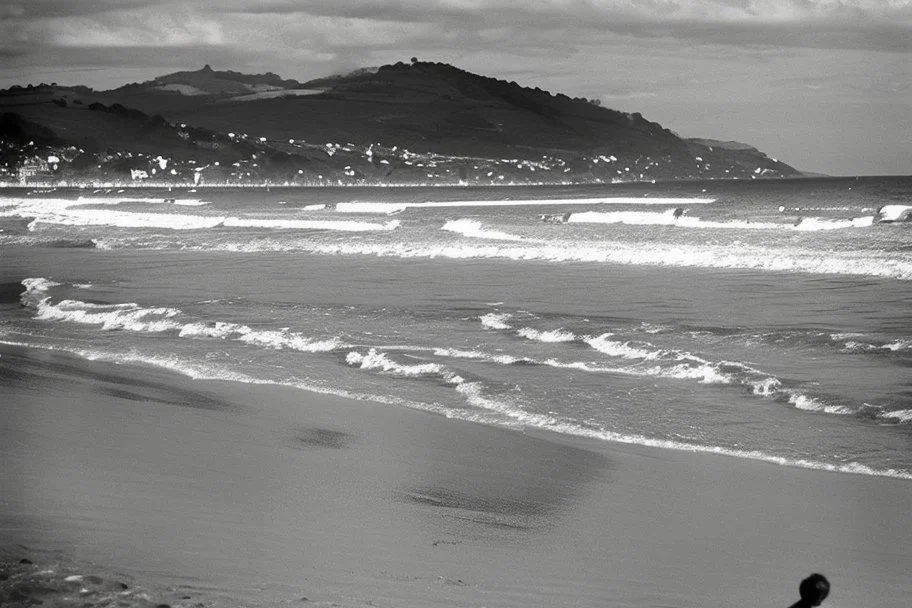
[1,343,910,607]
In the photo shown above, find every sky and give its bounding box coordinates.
[0,1,909,176]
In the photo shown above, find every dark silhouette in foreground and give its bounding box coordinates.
[788,573,830,607]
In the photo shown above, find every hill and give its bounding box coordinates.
[0,61,800,186]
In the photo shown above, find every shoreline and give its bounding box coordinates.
[3,342,912,607]
[3,336,909,482]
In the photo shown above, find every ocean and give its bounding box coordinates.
[2,176,911,480]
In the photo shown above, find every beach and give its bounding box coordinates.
[3,343,910,608]
[2,180,911,607]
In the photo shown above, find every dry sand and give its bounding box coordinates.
[1,344,910,607]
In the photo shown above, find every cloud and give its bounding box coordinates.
[221,1,912,51]
[1,5,224,49]
[1,0,909,59]
[0,0,908,102]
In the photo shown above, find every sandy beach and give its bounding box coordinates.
[2,343,910,608]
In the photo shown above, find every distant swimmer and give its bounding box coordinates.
[787,573,830,608]
[672,207,684,220]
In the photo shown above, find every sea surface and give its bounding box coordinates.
[2,176,911,479]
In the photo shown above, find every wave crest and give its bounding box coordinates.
[442,219,522,241]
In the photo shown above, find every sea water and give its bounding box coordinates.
[1,176,910,479]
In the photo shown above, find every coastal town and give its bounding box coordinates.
[1,126,790,188]
[1,62,798,187]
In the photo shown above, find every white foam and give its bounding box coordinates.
[22,283,343,353]
[516,327,575,343]
[882,339,912,351]
[4,338,909,480]
[432,347,530,365]
[830,332,865,340]
[336,202,409,214]
[881,409,912,423]
[337,197,716,214]
[641,362,732,384]
[73,197,210,207]
[303,204,327,211]
[75,196,162,206]
[568,209,687,227]
[568,210,874,231]
[834,334,911,352]
[236,328,341,352]
[453,378,557,428]
[346,348,445,377]
[1,195,396,233]
[789,393,853,415]
[30,208,226,231]
[21,277,61,298]
[452,327,821,406]
[441,219,522,241]
[792,216,875,231]
[178,321,239,339]
[750,377,782,396]
[179,321,342,353]
[877,205,912,222]
[422,197,716,207]
[543,423,912,480]
[275,240,912,281]
[0,196,226,231]
[480,312,512,330]
[841,340,869,352]
[34,298,183,332]
[345,347,555,428]
[585,333,664,360]
[223,217,400,232]
[78,230,912,281]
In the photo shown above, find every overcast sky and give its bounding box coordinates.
[1,0,909,175]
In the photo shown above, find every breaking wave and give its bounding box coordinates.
[3,337,909,481]
[159,239,909,281]
[20,278,343,354]
[442,219,522,241]
[336,197,715,214]
[0,196,399,232]
[793,216,875,231]
[346,348,447,377]
[223,217,400,231]
[36,299,183,332]
[482,319,859,415]
[566,209,877,231]
[880,409,912,423]
[74,196,211,206]
[27,210,399,232]
[516,327,575,343]
[877,205,912,222]
[834,334,912,353]
[585,333,665,360]
[480,312,513,330]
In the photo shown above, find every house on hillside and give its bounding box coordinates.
[18,157,49,183]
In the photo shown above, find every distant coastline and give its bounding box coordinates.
[1,61,802,187]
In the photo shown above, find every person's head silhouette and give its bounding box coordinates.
[795,573,830,607]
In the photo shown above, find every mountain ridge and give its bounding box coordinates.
[0,60,802,185]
